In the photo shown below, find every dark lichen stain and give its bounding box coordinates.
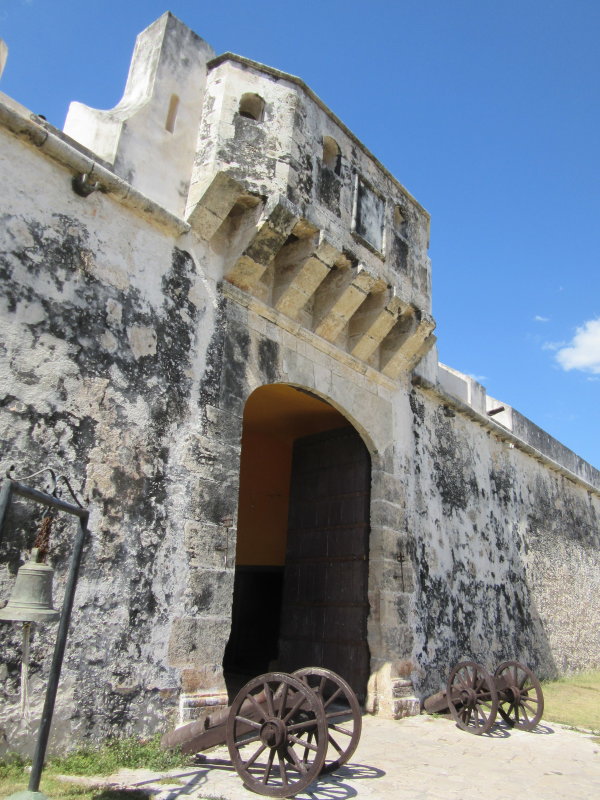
[390,233,408,273]
[199,294,227,410]
[221,317,251,413]
[258,338,279,384]
[431,412,479,513]
[317,165,341,215]
[490,468,514,505]
[409,391,425,423]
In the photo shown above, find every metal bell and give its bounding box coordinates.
[0,548,60,623]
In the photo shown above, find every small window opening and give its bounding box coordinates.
[322,136,341,175]
[238,93,265,121]
[165,94,180,133]
[394,205,407,235]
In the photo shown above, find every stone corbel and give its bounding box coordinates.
[313,265,379,343]
[349,288,407,362]
[380,310,437,378]
[185,172,247,240]
[225,197,300,292]
[273,232,343,320]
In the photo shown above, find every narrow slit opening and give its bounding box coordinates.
[165,94,180,133]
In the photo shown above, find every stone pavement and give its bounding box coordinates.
[75,715,600,800]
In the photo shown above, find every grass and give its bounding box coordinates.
[0,769,150,799]
[48,734,186,776]
[0,735,189,799]
[541,669,600,736]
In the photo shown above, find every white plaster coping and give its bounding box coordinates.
[0,94,190,237]
[0,40,7,80]
[412,372,600,497]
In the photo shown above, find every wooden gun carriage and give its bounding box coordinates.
[424,660,544,735]
[162,667,362,798]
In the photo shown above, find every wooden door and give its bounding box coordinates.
[278,426,371,701]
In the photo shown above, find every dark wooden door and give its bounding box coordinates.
[278,426,371,702]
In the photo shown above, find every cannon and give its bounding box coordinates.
[424,660,544,735]
[162,667,362,798]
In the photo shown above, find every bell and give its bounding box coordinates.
[0,548,60,623]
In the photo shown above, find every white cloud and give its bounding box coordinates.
[534,315,550,322]
[555,318,600,374]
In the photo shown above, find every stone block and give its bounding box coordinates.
[188,477,239,526]
[273,233,341,319]
[204,405,243,445]
[168,616,231,668]
[180,664,225,694]
[185,567,234,616]
[370,498,404,529]
[182,433,239,480]
[184,521,234,569]
[392,697,421,718]
[381,312,436,378]
[392,678,416,698]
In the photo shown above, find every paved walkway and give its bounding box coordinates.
[72,715,600,800]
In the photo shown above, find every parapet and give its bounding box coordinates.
[64,13,215,220]
[413,362,600,493]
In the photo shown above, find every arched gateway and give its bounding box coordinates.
[224,384,371,702]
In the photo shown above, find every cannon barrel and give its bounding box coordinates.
[161,689,267,754]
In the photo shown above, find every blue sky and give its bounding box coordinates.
[1,0,599,468]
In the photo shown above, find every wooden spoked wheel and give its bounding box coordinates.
[494,660,544,730]
[226,672,328,798]
[293,667,362,773]
[446,661,499,735]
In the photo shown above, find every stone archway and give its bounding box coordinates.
[223,383,371,702]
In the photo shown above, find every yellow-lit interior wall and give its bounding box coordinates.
[236,431,293,566]
[235,384,351,566]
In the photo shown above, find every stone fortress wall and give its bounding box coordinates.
[0,13,598,754]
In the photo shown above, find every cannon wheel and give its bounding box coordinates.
[446,661,499,735]
[494,661,544,730]
[293,667,362,774]
[226,672,328,798]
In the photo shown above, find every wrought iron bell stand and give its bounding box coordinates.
[0,468,89,800]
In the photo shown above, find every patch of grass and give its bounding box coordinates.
[0,772,135,800]
[542,670,600,733]
[47,734,187,776]
[0,734,187,798]
[0,751,29,780]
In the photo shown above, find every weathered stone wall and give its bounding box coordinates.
[0,121,219,752]
[406,385,600,698]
